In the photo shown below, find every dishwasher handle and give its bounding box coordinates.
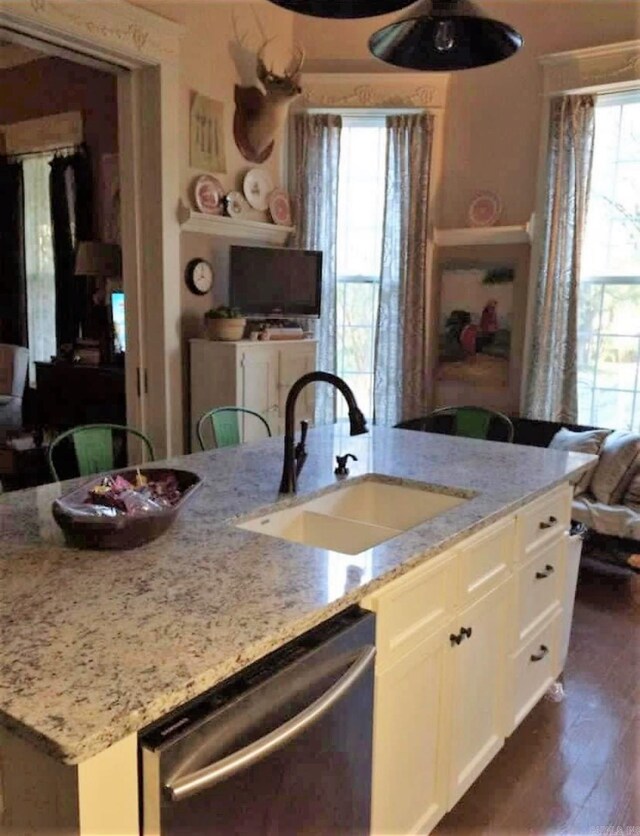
[164,644,376,803]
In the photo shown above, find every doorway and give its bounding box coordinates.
[0,1,183,462]
[0,33,128,446]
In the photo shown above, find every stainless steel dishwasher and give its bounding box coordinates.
[140,606,376,835]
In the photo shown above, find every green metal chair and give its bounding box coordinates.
[196,407,272,451]
[48,423,155,482]
[428,406,515,443]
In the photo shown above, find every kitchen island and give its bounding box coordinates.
[0,425,595,834]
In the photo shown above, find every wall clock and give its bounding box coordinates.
[185,258,214,295]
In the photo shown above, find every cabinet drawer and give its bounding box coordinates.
[516,485,571,561]
[363,550,457,671]
[516,536,565,645]
[508,608,561,733]
[457,516,515,606]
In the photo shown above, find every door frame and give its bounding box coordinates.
[0,0,184,458]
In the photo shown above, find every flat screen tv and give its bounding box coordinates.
[229,245,323,318]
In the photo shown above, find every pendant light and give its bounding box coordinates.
[369,0,523,70]
[262,0,418,19]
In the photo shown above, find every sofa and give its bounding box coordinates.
[397,414,640,543]
[0,344,29,433]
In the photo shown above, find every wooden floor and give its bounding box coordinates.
[435,567,640,835]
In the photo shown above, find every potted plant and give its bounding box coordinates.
[204,306,247,341]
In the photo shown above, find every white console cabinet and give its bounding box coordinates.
[190,339,317,450]
[363,483,574,835]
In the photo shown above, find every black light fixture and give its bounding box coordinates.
[262,0,418,19]
[369,0,523,71]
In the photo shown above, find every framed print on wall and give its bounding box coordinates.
[437,265,515,388]
[190,93,226,174]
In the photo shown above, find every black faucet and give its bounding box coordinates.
[279,371,368,494]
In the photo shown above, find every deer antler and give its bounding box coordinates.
[285,43,306,79]
[231,10,248,46]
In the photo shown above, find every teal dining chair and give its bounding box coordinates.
[196,407,272,451]
[48,423,155,481]
[428,406,515,442]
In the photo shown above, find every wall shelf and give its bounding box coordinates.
[434,217,534,247]
[178,201,294,245]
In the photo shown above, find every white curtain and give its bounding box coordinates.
[293,113,342,425]
[23,154,57,384]
[374,113,433,426]
[523,95,595,421]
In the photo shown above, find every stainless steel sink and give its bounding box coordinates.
[237,477,469,555]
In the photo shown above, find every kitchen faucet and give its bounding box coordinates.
[279,371,368,494]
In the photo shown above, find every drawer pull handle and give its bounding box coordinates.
[539,516,558,530]
[530,644,549,663]
[450,627,473,647]
[535,564,555,579]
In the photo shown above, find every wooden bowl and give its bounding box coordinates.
[52,468,202,550]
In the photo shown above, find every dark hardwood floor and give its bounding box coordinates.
[435,567,640,835]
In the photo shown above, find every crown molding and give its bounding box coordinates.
[300,71,450,109]
[0,0,184,67]
[539,39,640,96]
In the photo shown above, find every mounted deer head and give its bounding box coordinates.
[232,14,305,164]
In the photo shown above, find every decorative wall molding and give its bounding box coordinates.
[301,72,449,109]
[0,0,184,67]
[540,39,640,96]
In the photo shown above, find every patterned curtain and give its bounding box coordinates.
[374,113,433,426]
[523,95,595,422]
[293,113,342,426]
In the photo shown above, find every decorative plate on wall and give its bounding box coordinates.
[468,191,502,227]
[193,175,225,215]
[243,168,274,212]
[225,191,251,220]
[269,189,292,226]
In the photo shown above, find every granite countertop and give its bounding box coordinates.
[0,426,595,765]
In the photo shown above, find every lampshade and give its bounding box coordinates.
[262,0,416,19]
[369,0,523,71]
[74,241,122,278]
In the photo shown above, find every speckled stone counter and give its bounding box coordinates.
[0,426,595,765]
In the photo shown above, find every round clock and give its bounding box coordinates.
[185,258,214,295]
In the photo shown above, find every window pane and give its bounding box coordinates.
[592,389,634,431]
[579,95,640,428]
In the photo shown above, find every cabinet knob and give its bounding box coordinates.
[539,516,558,530]
[530,644,549,663]
[450,627,472,646]
[535,564,555,580]
[460,626,473,639]
[449,632,463,646]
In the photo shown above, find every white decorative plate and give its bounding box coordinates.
[269,188,292,227]
[243,168,274,212]
[468,191,502,227]
[193,175,225,215]
[225,191,251,220]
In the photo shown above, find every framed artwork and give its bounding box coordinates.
[437,265,515,388]
[190,93,226,173]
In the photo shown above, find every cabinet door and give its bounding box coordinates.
[446,582,509,809]
[239,349,279,440]
[278,345,317,429]
[371,628,449,836]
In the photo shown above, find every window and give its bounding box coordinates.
[23,153,57,384]
[335,117,388,419]
[578,92,640,429]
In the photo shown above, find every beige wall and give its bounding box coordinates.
[129,0,293,446]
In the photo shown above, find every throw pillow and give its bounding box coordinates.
[590,430,640,505]
[548,428,611,494]
[623,466,640,511]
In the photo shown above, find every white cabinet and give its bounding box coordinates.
[371,626,450,836]
[189,339,317,449]
[446,582,509,808]
[364,483,577,834]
